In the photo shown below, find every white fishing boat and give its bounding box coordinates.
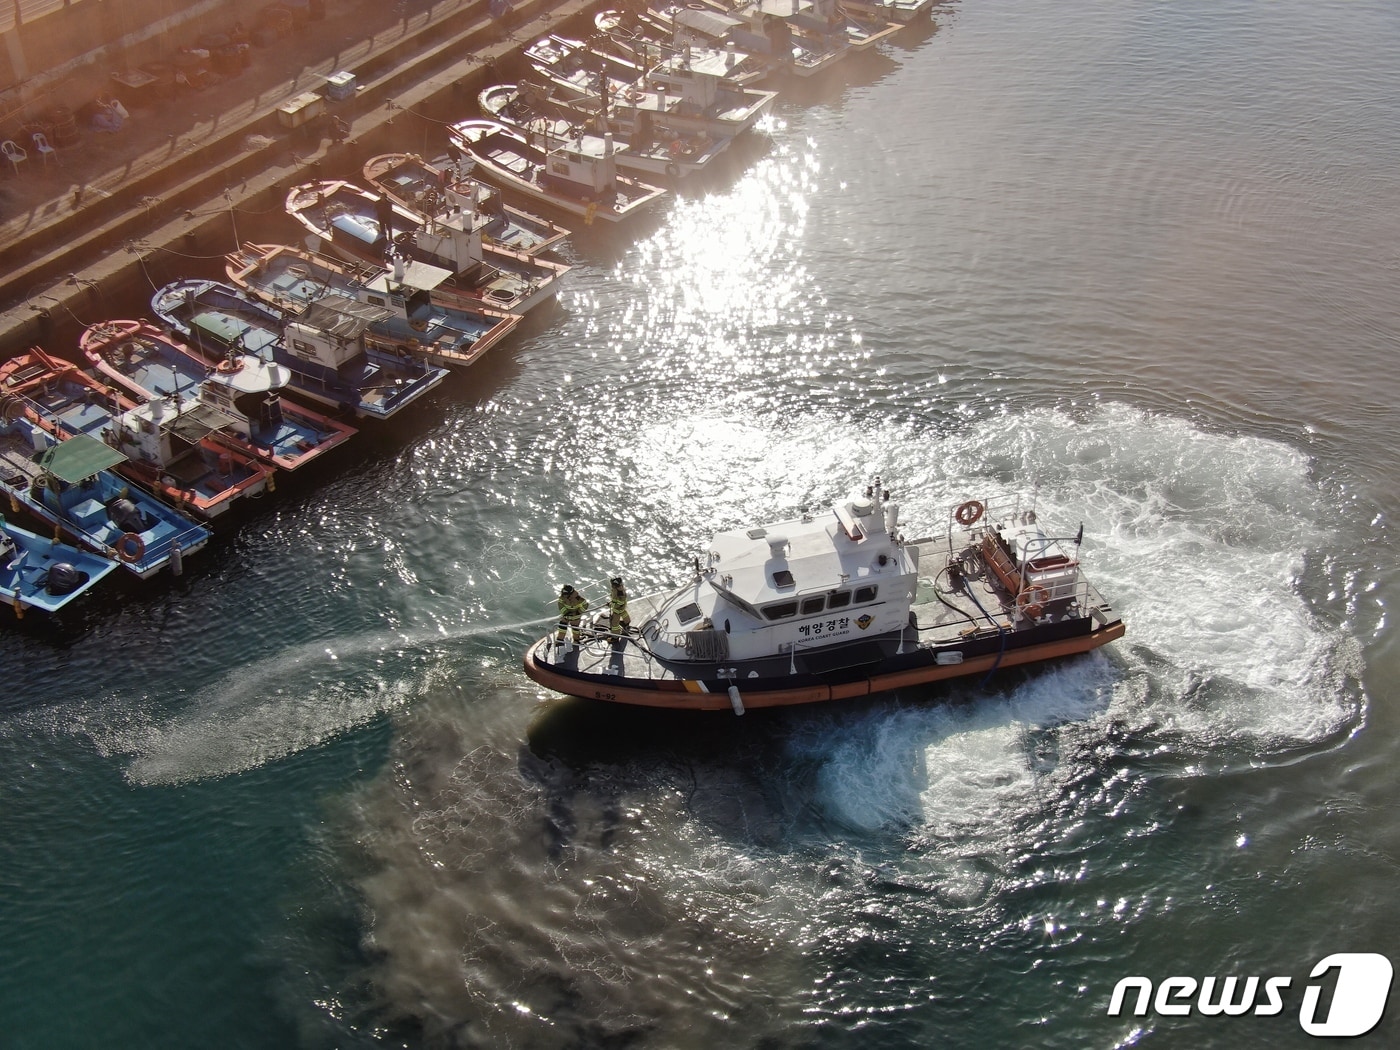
[284,179,568,315]
[523,477,1125,713]
[479,80,730,180]
[594,9,775,86]
[448,118,667,224]
[529,34,778,137]
[841,0,935,25]
[362,152,571,257]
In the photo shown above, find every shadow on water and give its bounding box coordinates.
[521,697,800,858]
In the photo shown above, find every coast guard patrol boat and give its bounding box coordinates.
[523,476,1124,713]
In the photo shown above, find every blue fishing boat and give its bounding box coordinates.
[149,279,448,422]
[0,406,210,580]
[0,348,274,521]
[0,512,119,618]
[81,318,357,473]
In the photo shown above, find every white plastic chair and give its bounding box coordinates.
[1,139,26,175]
[30,132,56,167]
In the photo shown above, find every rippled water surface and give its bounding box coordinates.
[4,1,1400,1046]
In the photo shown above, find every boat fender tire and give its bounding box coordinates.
[1017,584,1049,620]
[116,531,146,564]
[665,162,680,178]
[955,499,984,526]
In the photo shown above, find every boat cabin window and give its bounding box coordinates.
[799,596,825,615]
[761,600,798,621]
[826,590,851,609]
[676,602,702,625]
[854,585,879,604]
[366,294,388,309]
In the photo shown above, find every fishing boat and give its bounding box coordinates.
[224,243,522,372]
[480,80,731,180]
[523,477,1125,713]
[0,348,274,521]
[726,0,854,77]
[0,512,118,618]
[528,34,777,137]
[0,404,210,580]
[840,0,935,25]
[594,9,775,87]
[524,33,647,95]
[447,118,667,224]
[284,179,568,315]
[362,153,571,257]
[150,279,448,423]
[80,319,357,473]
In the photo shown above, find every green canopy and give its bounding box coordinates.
[36,434,128,484]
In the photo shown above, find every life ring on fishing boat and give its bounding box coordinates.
[665,161,680,178]
[1017,584,1050,620]
[115,531,146,564]
[955,499,984,526]
[215,357,241,374]
[626,88,643,102]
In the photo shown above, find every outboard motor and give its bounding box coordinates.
[108,497,146,533]
[46,562,88,595]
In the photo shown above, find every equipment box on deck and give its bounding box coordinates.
[277,91,326,129]
[325,71,357,101]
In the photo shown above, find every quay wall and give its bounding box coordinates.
[0,0,596,359]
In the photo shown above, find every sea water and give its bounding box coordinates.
[3,1,1399,1046]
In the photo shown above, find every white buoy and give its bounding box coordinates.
[727,684,745,716]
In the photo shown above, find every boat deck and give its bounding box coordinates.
[532,545,1117,688]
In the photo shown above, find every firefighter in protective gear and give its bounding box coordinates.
[608,576,631,636]
[556,585,588,647]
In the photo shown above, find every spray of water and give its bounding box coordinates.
[75,617,557,787]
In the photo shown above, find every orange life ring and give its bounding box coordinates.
[955,500,984,526]
[216,357,241,374]
[1017,584,1050,619]
[116,531,146,564]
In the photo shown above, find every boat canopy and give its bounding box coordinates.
[301,295,392,337]
[673,8,744,36]
[141,401,239,443]
[37,433,127,483]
